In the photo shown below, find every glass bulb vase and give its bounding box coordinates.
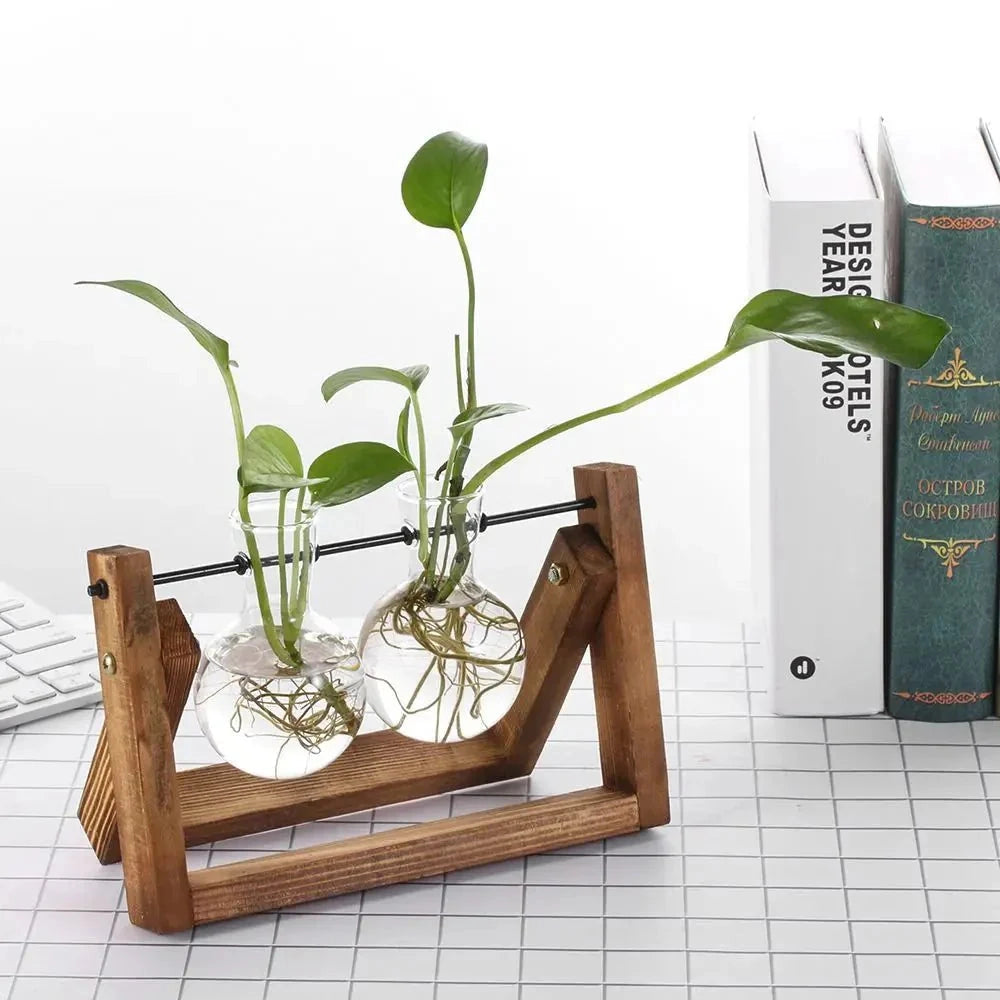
[359,483,525,743]
[194,496,365,779]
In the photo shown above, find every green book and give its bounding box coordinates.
[880,121,1000,722]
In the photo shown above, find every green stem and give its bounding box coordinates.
[237,491,293,667]
[221,363,246,469]
[440,226,478,502]
[454,227,476,409]
[424,438,460,591]
[277,490,294,649]
[465,346,735,493]
[289,487,305,616]
[453,334,466,412]
[292,534,311,631]
[410,389,430,563]
[437,497,472,600]
[222,364,296,669]
[289,486,312,632]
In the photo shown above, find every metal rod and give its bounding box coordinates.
[86,496,597,595]
[317,528,413,558]
[481,497,597,529]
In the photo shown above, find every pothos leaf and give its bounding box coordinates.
[401,132,488,230]
[240,424,325,494]
[450,402,527,439]
[76,279,231,369]
[321,364,429,402]
[727,290,950,368]
[308,442,414,508]
[400,364,429,390]
[461,290,950,495]
[244,424,302,475]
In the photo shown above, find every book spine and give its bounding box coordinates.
[750,142,885,716]
[882,164,1000,721]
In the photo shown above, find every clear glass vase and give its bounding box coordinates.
[194,496,365,779]
[358,481,526,742]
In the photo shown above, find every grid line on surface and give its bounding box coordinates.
[4,624,1000,998]
[745,622,779,1000]
[895,715,943,995]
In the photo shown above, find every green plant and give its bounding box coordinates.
[77,279,413,750]
[325,130,952,741]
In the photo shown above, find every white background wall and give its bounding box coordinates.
[1,0,996,624]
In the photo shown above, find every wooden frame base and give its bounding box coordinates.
[78,463,669,932]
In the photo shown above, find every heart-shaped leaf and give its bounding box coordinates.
[308,442,414,507]
[400,365,429,389]
[727,290,950,368]
[245,424,302,476]
[321,365,429,402]
[240,424,325,494]
[76,279,230,369]
[401,132,488,231]
[451,402,527,439]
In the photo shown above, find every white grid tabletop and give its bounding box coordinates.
[2,618,1000,999]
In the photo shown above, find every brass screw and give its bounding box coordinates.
[101,652,117,676]
[547,562,567,585]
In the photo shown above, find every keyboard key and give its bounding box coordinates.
[0,626,74,656]
[41,667,96,695]
[0,582,104,732]
[8,638,98,676]
[12,680,57,705]
[1,603,52,630]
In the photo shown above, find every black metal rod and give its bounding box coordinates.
[317,528,412,558]
[86,496,596,594]
[481,497,597,529]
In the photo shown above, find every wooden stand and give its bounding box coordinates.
[78,463,669,932]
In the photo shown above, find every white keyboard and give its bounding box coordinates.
[0,583,101,730]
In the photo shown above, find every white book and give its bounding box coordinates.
[750,124,886,716]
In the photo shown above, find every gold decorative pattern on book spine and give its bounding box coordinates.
[906,348,1000,390]
[909,216,1000,230]
[893,690,992,705]
[901,533,998,579]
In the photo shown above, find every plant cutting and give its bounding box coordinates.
[324,131,951,744]
[78,280,413,778]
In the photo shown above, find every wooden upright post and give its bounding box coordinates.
[87,546,193,932]
[574,463,669,827]
[80,599,201,865]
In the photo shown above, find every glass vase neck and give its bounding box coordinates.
[397,480,484,605]
[230,495,317,615]
[231,493,316,531]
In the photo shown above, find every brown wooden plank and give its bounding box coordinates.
[79,598,200,865]
[492,524,615,768]
[176,729,512,846]
[188,787,638,923]
[575,463,670,827]
[88,547,193,932]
